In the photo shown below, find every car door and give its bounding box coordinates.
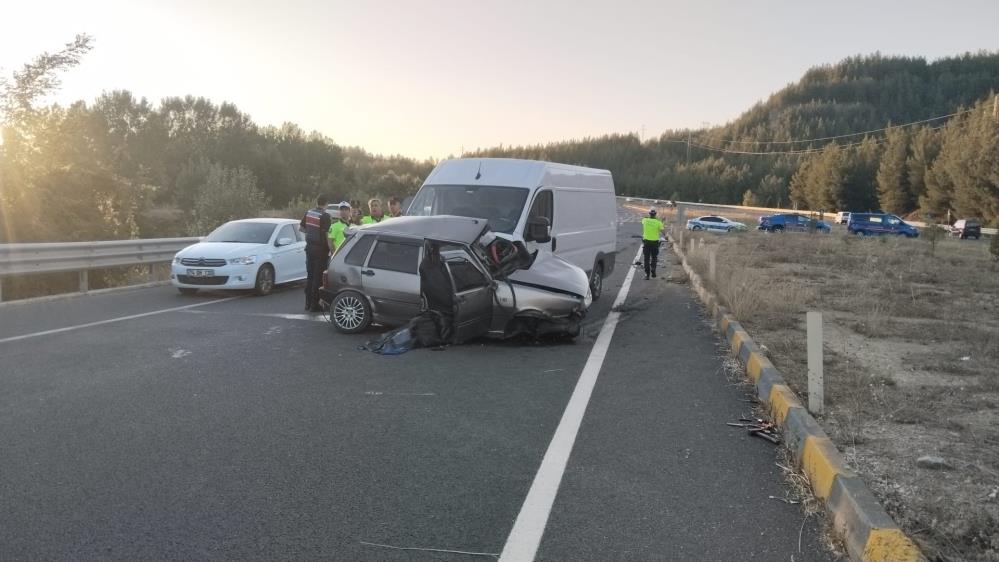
[444,247,494,344]
[886,215,903,234]
[361,236,422,321]
[272,224,305,282]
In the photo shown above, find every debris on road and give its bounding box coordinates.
[916,455,954,470]
[768,495,801,505]
[727,417,782,444]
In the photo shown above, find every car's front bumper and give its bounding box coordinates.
[170,263,258,290]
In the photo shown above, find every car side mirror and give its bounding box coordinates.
[276,237,293,247]
[525,216,551,243]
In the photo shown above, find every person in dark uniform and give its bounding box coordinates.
[299,194,332,312]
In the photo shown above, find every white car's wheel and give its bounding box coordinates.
[254,265,275,296]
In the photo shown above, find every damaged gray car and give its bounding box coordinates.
[319,216,592,342]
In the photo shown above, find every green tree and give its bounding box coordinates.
[188,164,269,235]
[876,127,911,213]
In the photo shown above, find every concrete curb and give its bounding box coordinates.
[668,234,924,562]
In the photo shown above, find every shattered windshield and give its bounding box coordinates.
[408,185,529,234]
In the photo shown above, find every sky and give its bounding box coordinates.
[2,0,997,159]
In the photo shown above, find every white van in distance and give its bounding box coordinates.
[408,158,618,299]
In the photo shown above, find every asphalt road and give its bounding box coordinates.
[0,207,834,561]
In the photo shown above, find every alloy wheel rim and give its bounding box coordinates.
[334,296,364,329]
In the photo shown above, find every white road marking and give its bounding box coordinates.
[264,326,283,336]
[170,349,192,359]
[499,245,643,562]
[364,391,436,397]
[183,310,328,323]
[0,297,241,344]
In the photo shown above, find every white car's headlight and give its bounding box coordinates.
[584,288,593,308]
[173,255,181,264]
[228,255,258,265]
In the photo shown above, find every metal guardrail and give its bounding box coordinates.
[0,237,199,302]
[616,196,999,235]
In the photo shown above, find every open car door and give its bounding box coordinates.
[421,240,494,344]
[444,246,494,344]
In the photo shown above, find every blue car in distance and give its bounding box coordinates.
[847,213,919,237]
[757,213,831,233]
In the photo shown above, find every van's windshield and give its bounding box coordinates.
[408,185,529,234]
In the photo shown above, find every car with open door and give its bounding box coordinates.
[319,215,591,342]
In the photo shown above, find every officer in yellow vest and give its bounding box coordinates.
[328,201,353,253]
[361,198,386,224]
[641,208,665,280]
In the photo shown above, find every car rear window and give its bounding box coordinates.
[345,235,375,266]
[368,240,420,274]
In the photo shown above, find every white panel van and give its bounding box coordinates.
[408,158,618,299]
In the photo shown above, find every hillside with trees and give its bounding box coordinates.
[471,52,999,224]
[2,42,998,244]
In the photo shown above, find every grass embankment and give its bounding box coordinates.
[683,230,999,561]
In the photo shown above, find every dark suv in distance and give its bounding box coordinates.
[847,213,919,237]
[951,219,982,240]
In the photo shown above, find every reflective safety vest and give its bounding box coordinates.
[328,220,349,251]
[361,215,384,225]
[642,217,664,241]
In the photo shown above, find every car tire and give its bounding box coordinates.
[692,224,702,231]
[253,264,275,296]
[589,262,604,301]
[178,288,198,296]
[331,291,371,333]
[771,225,784,233]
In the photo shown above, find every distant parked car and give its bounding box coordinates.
[835,212,851,225]
[951,218,982,240]
[846,213,919,238]
[757,213,831,233]
[171,218,307,296]
[686,215,747,232]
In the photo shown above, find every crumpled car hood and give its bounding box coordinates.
[508,253,590,299]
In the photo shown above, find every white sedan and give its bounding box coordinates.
[171,218,308,296]
[686,215,747,233]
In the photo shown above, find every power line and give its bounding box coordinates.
[696,107,976,146]
[688,124,950,156]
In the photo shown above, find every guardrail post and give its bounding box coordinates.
[79,270,89,294]
[0,277,4,302]
[807,311,824,414]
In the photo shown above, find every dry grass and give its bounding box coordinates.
[682,228,999,561]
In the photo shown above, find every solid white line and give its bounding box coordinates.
[498,244,644,562]
[0,296,241,344]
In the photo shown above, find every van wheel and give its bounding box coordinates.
[589,262,604,301]
[771,225,784,233]
[332,291,371,333]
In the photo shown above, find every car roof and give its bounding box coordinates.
[354,215,490,244]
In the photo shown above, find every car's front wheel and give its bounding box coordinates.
[254,264,275,296]
[691,224,703,231]
[331,291,372,333]
[771,225,784,233]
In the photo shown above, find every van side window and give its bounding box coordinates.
[528,190,554,223]
[368,240,420,274]
[345,235,376,266]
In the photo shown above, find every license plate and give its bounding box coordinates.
[187,269,214,277]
